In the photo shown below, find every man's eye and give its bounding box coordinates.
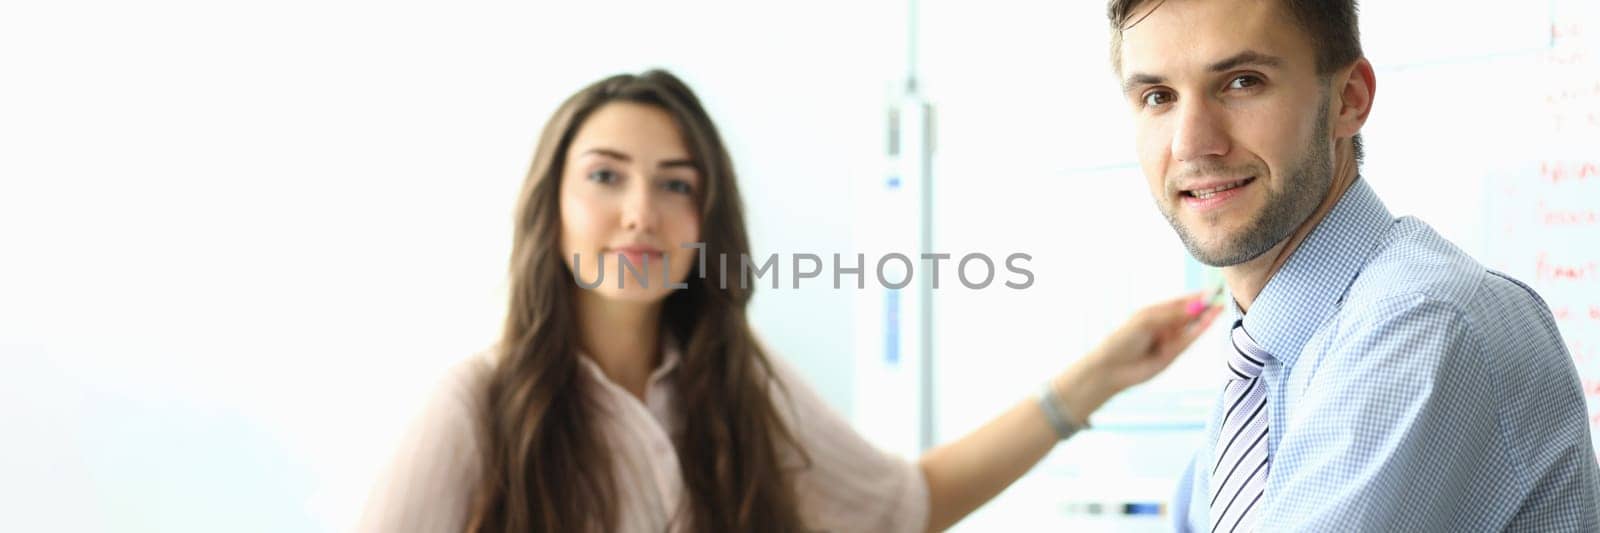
[1228,75,1263,90]
[1143,90,1174,107]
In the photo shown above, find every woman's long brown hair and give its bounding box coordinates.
[465,70,810,532]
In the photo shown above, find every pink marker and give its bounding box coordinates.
[1187,284,1226,318]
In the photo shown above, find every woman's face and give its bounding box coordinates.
[560,101,702,303]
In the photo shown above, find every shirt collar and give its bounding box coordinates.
[649,341,682,382]
[1235,178,1394,369]
[575,335,683,387]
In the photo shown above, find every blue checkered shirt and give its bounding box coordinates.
[1171,178,1600,531]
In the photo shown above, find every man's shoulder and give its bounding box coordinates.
[1329,216,1563,369]
[1348,217,1479,306]
[1345,217,1546,322]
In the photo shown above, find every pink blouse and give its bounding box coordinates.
[356,342,928,532]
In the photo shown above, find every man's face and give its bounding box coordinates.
[1118,0,1336,267]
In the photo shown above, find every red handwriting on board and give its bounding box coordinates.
[1552,22,1582,41]
[1548,47,1589,65]
[1575,340,1596,366]
[1548,41,1587,64]
[1551,306,1600,323]
[1538,201,1600,226]
[1545,81,1600,105]
[1541,161,1600,184]
[1537,253,1600,282]
[1547,23,1590,63]
[1551,112,1600,132]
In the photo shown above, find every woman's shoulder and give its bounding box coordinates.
[446,348,497,393]
[391,347,497,448]
[747,337,832,426]
[354,349,496,532]
[429,348,497,420]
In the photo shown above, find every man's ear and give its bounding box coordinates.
[1333,57,1376,139]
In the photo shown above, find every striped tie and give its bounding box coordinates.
[1209,319,1272,533]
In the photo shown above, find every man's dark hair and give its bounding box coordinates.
[1108,0,1362,75]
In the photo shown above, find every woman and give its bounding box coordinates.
[357,69,1221,533]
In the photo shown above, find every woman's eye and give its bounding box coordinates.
[662,179,695,195]
[587,168,620,184]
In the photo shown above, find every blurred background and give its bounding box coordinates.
[2,1,1596,531]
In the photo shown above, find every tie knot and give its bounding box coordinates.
[1227,319,1270,380]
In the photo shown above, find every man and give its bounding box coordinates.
[1106,0,1600,530]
